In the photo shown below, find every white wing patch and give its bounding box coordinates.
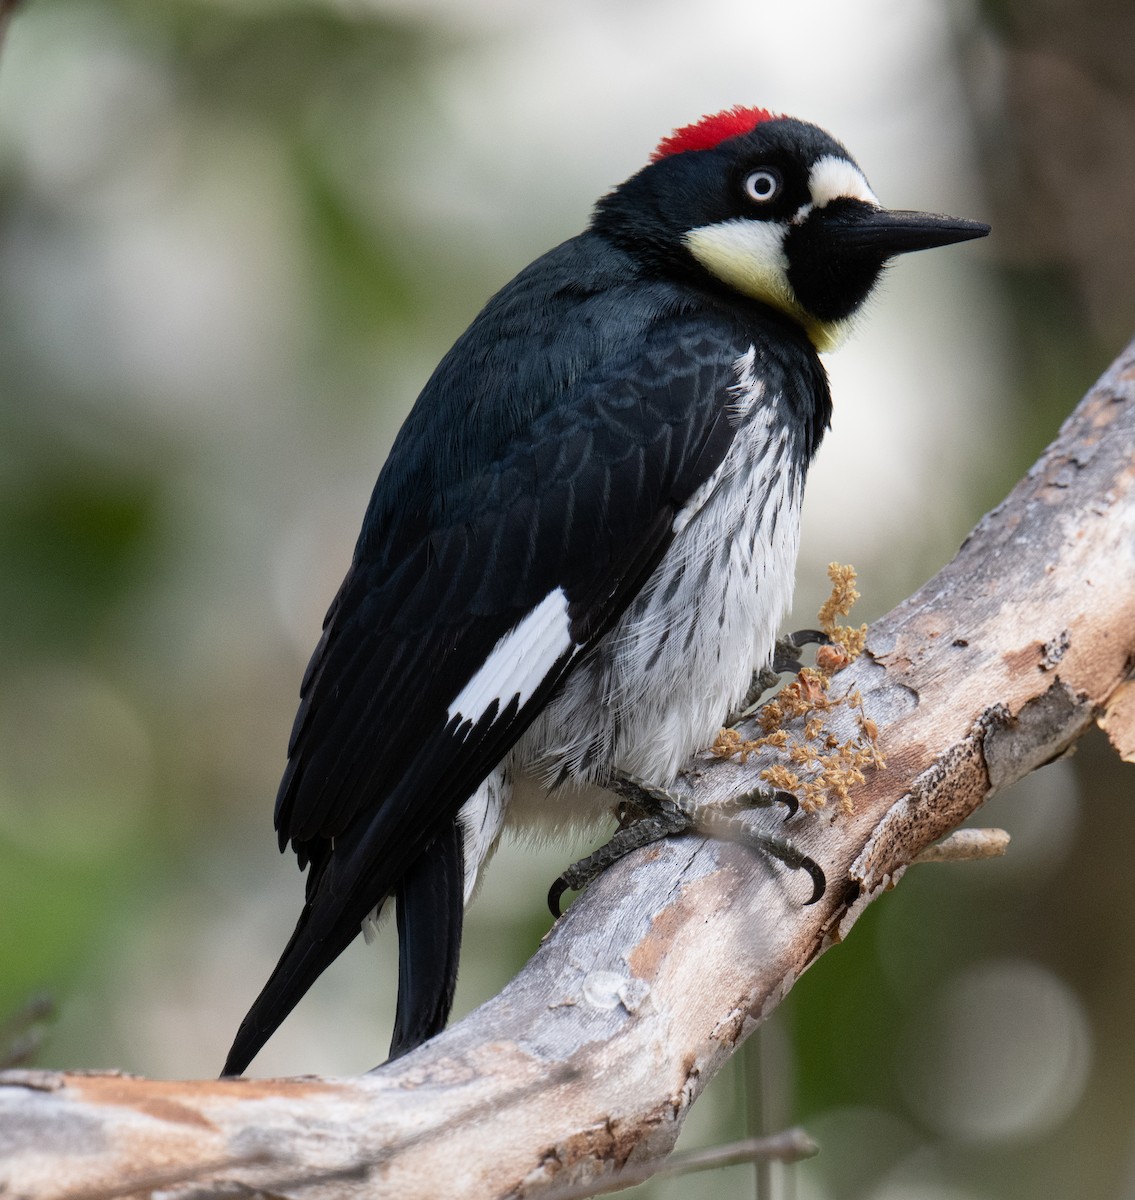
[448,587,574,731]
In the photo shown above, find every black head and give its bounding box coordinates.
[592,107,989,350]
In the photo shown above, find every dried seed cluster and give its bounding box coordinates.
[710,563,883,813]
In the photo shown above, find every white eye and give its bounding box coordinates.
[744,169,780,203]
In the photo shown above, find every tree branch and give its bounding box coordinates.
[3,339,1134,1200]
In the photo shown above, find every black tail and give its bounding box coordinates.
[221,890,361,1077]
[388,819,465,1059]
[221,822,465,1077]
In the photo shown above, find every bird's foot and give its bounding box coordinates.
[725,629,832,726]
[547,772,825,917]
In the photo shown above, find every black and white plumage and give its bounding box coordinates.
[223,107,987,1076]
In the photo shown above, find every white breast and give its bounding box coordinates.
[500,346,806,843]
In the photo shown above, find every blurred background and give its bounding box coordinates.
[1,0,1133,1197]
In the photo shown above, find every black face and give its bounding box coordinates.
[784,198,888,322]
[591,117,859,278]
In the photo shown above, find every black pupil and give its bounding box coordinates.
[752,173,772,197]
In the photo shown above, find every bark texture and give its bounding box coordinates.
[3,340,1134,1200]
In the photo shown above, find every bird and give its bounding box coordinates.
[222,105,988,1076]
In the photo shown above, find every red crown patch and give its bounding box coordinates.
[651,105,778,162]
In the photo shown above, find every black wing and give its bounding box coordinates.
[222,310,754,1075]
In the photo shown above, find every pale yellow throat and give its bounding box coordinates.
[684,219,853,353]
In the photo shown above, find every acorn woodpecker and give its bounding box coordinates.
[223,106,988,1076]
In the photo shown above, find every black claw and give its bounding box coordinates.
[745,829,826,904]
[802,857,826,905]
[786,628,830,650]
[548,877,569,919]
[772,628,831,674]
[545,801,682,917]
[775,789,799,820]
[736,784,799,818]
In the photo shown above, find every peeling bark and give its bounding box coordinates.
[3,341,1134,1200]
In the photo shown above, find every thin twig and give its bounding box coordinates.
[549,1130,819,1200]
[914,828,1010,864]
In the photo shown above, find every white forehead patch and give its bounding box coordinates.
[809,154,879,208]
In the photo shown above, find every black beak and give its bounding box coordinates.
[785,199,989,324]
[823,201,990,258]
